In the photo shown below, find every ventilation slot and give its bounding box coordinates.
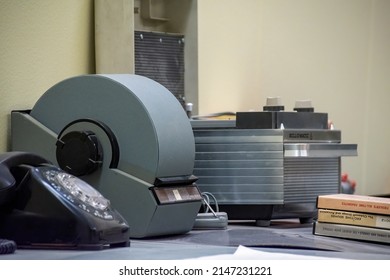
[134,31,185,106]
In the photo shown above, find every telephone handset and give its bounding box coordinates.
[0,152,49,206]
[0,152,47,254]
[0,151,130,250]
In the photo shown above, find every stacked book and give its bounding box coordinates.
[313,193,390,244]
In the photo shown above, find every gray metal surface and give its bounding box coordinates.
[193,128,284,205]
[29,74,195,181]
[284,143,358,157]
[11,74,202,238]
[191,120,358,223]
[1,221,389,260]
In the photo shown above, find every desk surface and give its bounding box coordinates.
[1,219,389,260]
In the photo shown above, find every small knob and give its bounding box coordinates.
[263,97,284,111]
[294,100,314,112]
[56,130,102,176]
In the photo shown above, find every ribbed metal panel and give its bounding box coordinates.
[284,158,340,204]
[191,121,353,221]
[193,129,284,205]
[134,31,185,105]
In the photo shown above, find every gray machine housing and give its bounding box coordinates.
[191,110,357,226]
[11,74,202,238]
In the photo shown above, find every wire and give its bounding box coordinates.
[201,192,220,216]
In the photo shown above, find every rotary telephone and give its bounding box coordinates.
[0,151,130,253]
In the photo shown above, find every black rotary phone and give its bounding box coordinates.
[0,151,130,252]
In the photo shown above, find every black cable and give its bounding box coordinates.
[0,238,17,254]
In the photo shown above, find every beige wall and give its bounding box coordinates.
[362,0,390,196]
[0,0,95,151]
[95,0,134,73]
[1,0,389,196]
[197,0,263,114]
[197,0,390,196]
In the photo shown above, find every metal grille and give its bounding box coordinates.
[134,31,185,106]
[284,157,340,204]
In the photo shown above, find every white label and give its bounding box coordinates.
[173,189,182,201]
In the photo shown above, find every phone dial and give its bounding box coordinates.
[0,151,130,251]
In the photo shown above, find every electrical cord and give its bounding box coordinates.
[193,192,228,230]
[0,238,17,254]
[200,192,220,214]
